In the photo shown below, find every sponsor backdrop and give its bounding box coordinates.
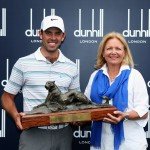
[0,0,150,149]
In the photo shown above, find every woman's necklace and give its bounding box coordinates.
[109,73,118,81]
[108,66,120,82]
[109,76,116,82]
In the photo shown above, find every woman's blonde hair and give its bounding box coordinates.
[95,31,134,69]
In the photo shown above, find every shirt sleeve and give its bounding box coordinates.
[69,67,80,92]
[4,58,24,95]
[84,70,98,100]
[128,69,149,127]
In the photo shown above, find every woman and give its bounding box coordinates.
[84,32,149,150]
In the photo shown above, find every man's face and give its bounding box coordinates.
[39,27,65,53]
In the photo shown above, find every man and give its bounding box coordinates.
[1,15,80,150]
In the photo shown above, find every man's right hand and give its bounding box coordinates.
[14,112,26,130]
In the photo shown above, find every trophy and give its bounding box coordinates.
[21,81,117,129]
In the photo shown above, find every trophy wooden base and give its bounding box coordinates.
[21,106,117,129]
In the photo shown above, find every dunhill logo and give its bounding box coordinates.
[122,9,150,37]
[25,9,56,37]
[73,126,91,138]
[0,59,9,137]
[0,8,6,36]
[0,109,6,138]
[1,59,9,87]
[74,9,104,37]
[25,9,44,37]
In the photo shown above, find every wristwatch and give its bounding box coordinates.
[124,112,130,120]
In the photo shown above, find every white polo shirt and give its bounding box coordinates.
[4,47,80,112]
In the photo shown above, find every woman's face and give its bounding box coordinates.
[103,38,125,67]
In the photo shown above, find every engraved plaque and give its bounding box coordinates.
[50,112,91,124]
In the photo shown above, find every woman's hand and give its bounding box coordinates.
[103,110,147,124]
[103,111,128,124]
